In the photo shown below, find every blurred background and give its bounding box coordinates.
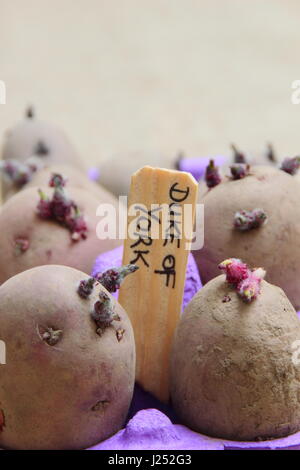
[0,0,300,165]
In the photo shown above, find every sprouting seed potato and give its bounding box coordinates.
[0,184,121,283]
[195,165,300,308]
[0,265,135,449]
[171,264,300,441]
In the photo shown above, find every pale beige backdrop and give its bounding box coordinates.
[0,0,300,165]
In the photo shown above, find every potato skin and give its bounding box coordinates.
[3,164,114,203]
[0,186,121,284]
[25,164,113,201]
[2,117,83,169]
[99,151,175,197]
[0,265,135,449]
[1,117,83,201]
[195,166,300,308]
[171,275,300,441]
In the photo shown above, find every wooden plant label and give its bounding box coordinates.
[118,166,198,402]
